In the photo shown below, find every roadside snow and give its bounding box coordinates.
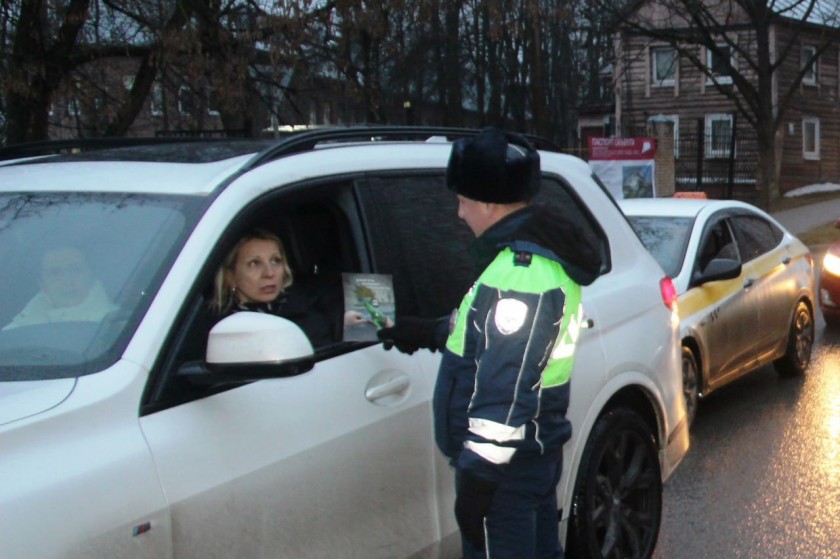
[785,183,840,197]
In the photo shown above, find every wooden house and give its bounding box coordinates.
[613,0,840,199]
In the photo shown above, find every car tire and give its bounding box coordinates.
[682,346,699,428]
[567,408,662,559]
[774,300,814,377]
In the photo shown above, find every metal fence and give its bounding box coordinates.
[674,116,758,198]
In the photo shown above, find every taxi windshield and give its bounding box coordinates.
[0,192,203,381]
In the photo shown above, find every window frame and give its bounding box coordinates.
[178,85,195,115]
[651,47,677,87]
[802,45,818,86]
[706,43,734,85]
[705,113,733,159]
[802,117,820,160]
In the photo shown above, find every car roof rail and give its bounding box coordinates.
[241,126,559,171]
[0,136,221,162]
[0,126,559,165]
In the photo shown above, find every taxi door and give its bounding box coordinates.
[687,217,760,384]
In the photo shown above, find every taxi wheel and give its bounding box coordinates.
[681,347,699,428]
[774,300,814,377]
[567,408,662,559]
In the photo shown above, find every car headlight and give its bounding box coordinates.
[823,252,840,277]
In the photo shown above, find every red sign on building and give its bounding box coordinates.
[588,137,656,161]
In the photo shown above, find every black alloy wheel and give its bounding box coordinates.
[567,408,662,559]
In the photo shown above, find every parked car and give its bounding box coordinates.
[0,128,688,559]
[621,198,816,426]
[817,219,840,326]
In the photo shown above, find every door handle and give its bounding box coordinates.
[365,375,410,401]
[782,256,792,265]
[743,278,755,289]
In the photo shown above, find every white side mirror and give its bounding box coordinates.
[207,312,313,365]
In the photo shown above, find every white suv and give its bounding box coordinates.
[0,128,688,559]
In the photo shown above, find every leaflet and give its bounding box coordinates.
[342,273,396,342]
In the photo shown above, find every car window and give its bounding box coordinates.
[144,186,361,412]
[730,214,783,262]
[625,215,693,277]
[0,193,203,381]
[357,173,475,318]
[697,219,738,272]
[535,176,610,275]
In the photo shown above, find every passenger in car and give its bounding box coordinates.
[3,246,116,330]
[211,228,338,347]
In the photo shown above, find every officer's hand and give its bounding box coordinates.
[455,471,499,551]
[377,316,441,355]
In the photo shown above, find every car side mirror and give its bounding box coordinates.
[178,312,315,385]
[690,257,742,288]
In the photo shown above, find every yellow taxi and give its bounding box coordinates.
[621,197,815,426]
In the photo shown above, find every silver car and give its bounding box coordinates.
[621,198,816,426]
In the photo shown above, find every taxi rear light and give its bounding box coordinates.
[660,276,678,312]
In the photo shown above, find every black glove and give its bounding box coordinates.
[377,316,441,355]
[455,471,499,551]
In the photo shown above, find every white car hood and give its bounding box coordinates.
[0,379,75,426]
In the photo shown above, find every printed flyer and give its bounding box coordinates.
[342,273,396,342]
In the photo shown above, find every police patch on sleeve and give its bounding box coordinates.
[494,298,528,335]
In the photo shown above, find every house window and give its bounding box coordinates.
[706,44,733,84]
[151,84,164,117]
[207,90,220,116]
[705,114,733,159]
[652,48,676,86]
[803,117,820,160]
[178,86,195,115]
[802,45,818,86]
[648,114,680,157]
[68,98,82,118]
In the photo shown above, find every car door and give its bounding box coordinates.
[689,216,759,383]
[138,181,443,559]
[729,213,791,356]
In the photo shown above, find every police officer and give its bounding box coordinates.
[379,127,601,558]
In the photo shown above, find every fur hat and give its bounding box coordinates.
[446,127,540,203]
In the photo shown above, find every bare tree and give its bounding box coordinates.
[1,0,611,146]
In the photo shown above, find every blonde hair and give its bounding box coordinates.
[211,229,293,314]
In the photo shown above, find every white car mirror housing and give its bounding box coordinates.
[177,312,316,384]
[207,312,314,365]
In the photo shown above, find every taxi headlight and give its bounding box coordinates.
[822,252,840,277]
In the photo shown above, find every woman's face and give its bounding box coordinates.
[227,238,287,304]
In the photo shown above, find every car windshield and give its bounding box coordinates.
[0,192,204,381]
[626,215,694,278]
